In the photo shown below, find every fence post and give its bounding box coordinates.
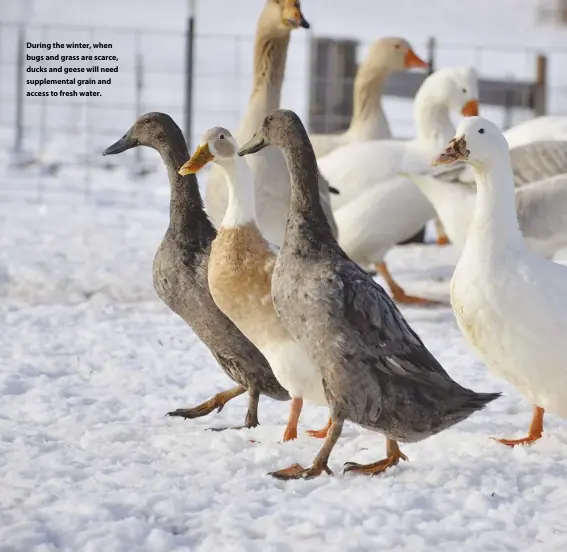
[13,24,25,160]
[134,31,144,170]
[426,36,436,75]
[534,53,547,116]
[184,0,196,150]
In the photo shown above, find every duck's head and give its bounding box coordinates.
[238,109,304,156]
[364,37,428,73]
[432,116,509,171]
[420,66,480,117]
[102,112,182,155]
[179,127,238,175]
[261,0,310,35]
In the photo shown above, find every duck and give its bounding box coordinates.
[205,0,337,247]
[102,113,289,429]
[433,115,567,446]
[238,109,500,479]
[178,127,330,441]
[309,37,428,158]
[323,66,479,304]
[406,159,567,258]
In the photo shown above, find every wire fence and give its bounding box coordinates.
[2,19,567,206]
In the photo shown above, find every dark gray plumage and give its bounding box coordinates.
[102,112,289,428]
[238,109,500,479]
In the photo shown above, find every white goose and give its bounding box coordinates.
[434,115,567,446]
[504,115,567,149]
[205,0,336,246]
[327,66,479,304]
[309,37,428,158]
[180,128,330,442]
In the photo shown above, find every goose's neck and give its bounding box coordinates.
[414,91,454,150]
[469,157,524,251]
[218,156,257,229]
[160,144,209,234]
[238,27,290,138]
[281,131,335,243]
[347,65,389,140]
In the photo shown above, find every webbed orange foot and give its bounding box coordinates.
[344,439,408,476]
[306,417,332,439]
[269,462,333,480]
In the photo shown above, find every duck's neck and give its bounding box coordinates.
[469,158,524,252]
[238,24,290,139]
[414,90,454,150]
[347,63,390,140]
[159,143,209,235]
[281,129,335,243]
[218,157,258,229]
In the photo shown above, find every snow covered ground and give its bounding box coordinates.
[2,155,567,551]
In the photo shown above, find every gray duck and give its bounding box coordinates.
[102,112,289,429]
[238,109,500,479]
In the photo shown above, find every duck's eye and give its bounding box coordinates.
[462,88,468,94]
[144,118,150,124]
[219,134,225,140]
[267,115,274,123]
[394,44,401,49]
[478,128,485,134]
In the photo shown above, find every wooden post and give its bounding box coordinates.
[534,53,547,117]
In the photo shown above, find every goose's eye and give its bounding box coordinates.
[219,134,225,140]
[478,128,485,134]
[267,115,274,123]
[462,88,468,94]
[144,118,150,124]
[394,44,401,49]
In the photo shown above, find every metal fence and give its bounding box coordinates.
[2,20,567,205]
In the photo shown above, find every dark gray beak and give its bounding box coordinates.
[238,134,267,157]
[299,15,310,29]
[102,132,138,156]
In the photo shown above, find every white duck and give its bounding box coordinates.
[180,128,331,442]
[328,66,479,304]
[309,37,428,158]
[434,115,567,446]
[319,66,479,210]
[205,0,337,246]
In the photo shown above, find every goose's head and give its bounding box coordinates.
[261,0,310,35]
[179,127,238,175]
[365,38,428,73]
[421,66,480,117]
[102,112,182,155]
[432,116,509,171]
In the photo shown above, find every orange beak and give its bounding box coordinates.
[404,49,428,69]
[461,99,479,117]
[179,143,214,175]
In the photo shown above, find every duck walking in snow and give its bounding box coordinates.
[178,127,331,442]
[238,109,500,479]
[433,116,567,447]
[102,113,289,429]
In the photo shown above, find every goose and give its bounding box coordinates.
[179,127,330,441]
[309,37,428,158]
[324,66,479,304]
[504,115,567,149]
[205,0,337,247]
[238,109,500,479]
[433,115,567,446]
[102,113,289,429]
[406,163,567,259]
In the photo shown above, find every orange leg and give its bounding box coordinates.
[494,405,544,447]
[344,439,409,476]
[375,263,439,306]
[306,417,332,439]
[435,218,450,246]
[167,385,246,419]
[282,397,303,442]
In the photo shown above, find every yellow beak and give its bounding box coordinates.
[179,143,214,175]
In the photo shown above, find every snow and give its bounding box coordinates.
[2,0,567,550]
[2,160,567,551]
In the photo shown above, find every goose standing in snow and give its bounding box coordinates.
[102,113,289,429]
[433,116,567,446]
[179,127,330,441]
[205,0,337,246]
[309,37,428,158]
[322,66,479,304]
[238,109,500,479]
